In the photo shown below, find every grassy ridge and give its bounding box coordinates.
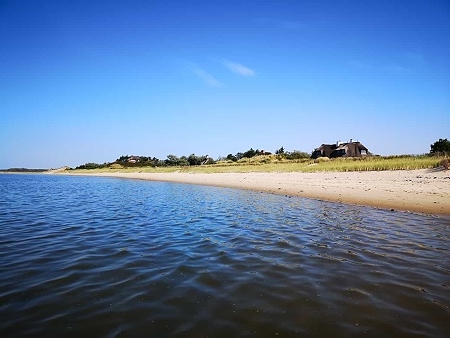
[70,155,447,174]
[189,155,444,173]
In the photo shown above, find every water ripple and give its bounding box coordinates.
[0,174,449,336]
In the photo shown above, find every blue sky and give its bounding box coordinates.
[1,0,449,168]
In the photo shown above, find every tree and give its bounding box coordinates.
[430,138,450,154]
[188,154,208,166]
[165,154,180,166]
[243,148,257,158]
[179,156,189,166]
[188,154,200,166]
[226,154,237,162]
[275,146,285,154]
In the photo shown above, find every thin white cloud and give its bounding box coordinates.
[223,60,255,77]
[191,67,221,87]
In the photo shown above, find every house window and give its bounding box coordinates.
[361,150,367,155]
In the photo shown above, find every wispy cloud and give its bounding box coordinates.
[191,67,221,87]
[185,58,255,87]
[223,60,255,77]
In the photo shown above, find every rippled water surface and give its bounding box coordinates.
[0,174,449,337]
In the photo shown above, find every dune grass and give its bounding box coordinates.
[189,155,443,173]
[69,155,446,174]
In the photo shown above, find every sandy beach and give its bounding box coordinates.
[62,169,450,216]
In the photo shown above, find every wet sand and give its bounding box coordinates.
[63,169,450,216]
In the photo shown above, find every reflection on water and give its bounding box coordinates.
[0,174,449,336]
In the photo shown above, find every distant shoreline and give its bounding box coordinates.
[0,169,47,173]
[58,169,450,216]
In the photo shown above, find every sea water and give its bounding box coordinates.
[0,174,449,336]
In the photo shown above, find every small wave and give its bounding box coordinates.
[0,174,449,336]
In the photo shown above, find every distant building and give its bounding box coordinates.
[127,155,141,163]
[311,140,370,159]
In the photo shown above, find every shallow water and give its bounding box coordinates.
[0,174,449,336]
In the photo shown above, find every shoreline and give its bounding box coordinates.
[58,169,450,216]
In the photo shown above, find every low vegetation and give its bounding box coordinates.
[70,154,446,174]
[69,139,448,173]
[0,168,48,173]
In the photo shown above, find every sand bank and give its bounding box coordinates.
[64,169,450,216]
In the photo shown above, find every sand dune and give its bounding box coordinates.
[64,169,450,216]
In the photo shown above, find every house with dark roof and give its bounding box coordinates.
[311,140,370,159]
[127,155,141,163]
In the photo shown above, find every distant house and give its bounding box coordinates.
[311,140,370,159]
[127,155,141,163]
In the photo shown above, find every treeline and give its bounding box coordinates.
[74,146,310,169]
[75,153,215,170]
[0,168,48,173]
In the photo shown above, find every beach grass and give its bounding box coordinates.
[69,155,446,174]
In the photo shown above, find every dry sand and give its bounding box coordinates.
[64,169,450,216]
